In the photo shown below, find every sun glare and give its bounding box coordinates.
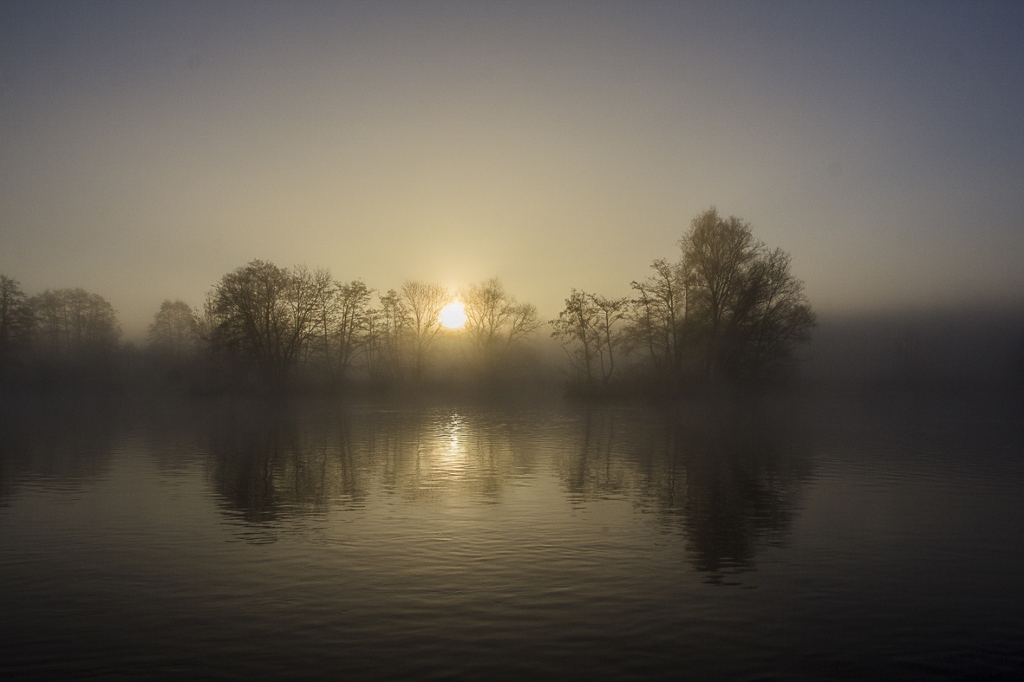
[440,301,467,329]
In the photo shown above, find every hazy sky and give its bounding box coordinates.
[2,1,1023,338]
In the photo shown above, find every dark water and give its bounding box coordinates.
[1,391,1021,680]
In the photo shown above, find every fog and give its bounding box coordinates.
[3,10,1024,677]
[807,306,1024,388]
[2,2,1023,341]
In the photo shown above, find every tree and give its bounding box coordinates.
[148,300,200,358]
[552,290,599,385]
[555,208,814,389]
[333,279,374,380]
[462,278,540,370]
[294,271,373,382]
[303,268,339,372]
[0,274,34,361]
[591,294,629,384]
[625,258,688,376]
[204,260,320,385]
[364,288,409,382]
[400,281,450,381]
[551,289,625,386]
[681,208,815,381]
[29,288,121,358]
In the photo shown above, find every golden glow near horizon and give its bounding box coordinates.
[2,3,1024,339]
[439,301,468,329]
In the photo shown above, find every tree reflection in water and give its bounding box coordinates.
[204,397,809,580]
[678,403,810,582]
[206,402,306,523]
[557,399,811,583]
[204,401,541,524]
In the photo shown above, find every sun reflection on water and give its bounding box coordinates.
[430,411,469,482]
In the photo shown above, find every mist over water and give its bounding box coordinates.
[2,3,1024,678]
[1,391,1021,679]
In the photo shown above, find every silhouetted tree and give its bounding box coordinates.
[296,271,374,383]
[591,294,629,384]
[552,290,599,385]
[29,288,121,358]
[681,208,815,382]
[462,278,540,371]
[147,300,200,358]
[204,260,320,385]
[364,289,409,382]
[625,259,688,377]
[400,281,450,381]
[551,290,625,386]
[294,267,339,381]
[333,279,374,380]
[553,208,814,390]
[0,275,34,361]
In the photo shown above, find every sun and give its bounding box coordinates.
[439,301,467,329]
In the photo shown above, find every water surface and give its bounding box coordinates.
[1,391,1021,680]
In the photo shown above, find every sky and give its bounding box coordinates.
[1,0,1023,339]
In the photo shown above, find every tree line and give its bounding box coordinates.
[1,208,815,393]
[192,264,540,388]
[0,279,121,363]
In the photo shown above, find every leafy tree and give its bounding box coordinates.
[462,278,540,370]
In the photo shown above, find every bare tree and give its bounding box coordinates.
[364,288,409,382]
[551,289,603,385]
[29,288,121,358]
[205,260,320,385]
[296,271,373,381]
[462,278,540,370]
[682,209,759,378]
[625,258,687,376]
[334,279,374,380]
[681,208,814,381]
[148,300,200,358]
[590,294,629,384]
[304,268,339,372]
[400,281,450,381]
[554,208,814,388]
[721,247,816,379]
[0,274,34,361]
